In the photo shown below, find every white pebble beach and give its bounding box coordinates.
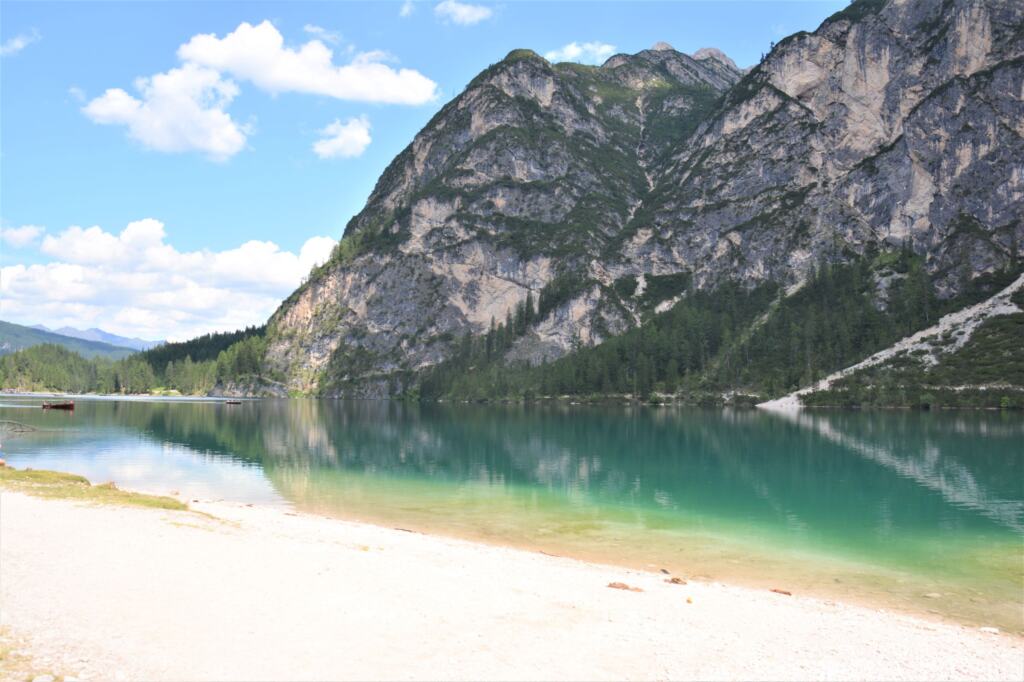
[2,491,1022,681]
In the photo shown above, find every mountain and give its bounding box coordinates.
[265,0,1023,400]
[32,325,162,351]
[265,44,745,392]
[0,321,137,360]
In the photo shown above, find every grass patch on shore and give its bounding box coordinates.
[0,466,187,511]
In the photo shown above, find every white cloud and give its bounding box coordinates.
[178,21,437,104]
[313,116,372,159]
[82,63,248,161]
[0,225,45,248]
[302,24,340,44]
[82,20,437,159]
[544,41,616,65]
[400,0,415,17]
[68,86,86,102]
[0,29,40,57]
[434,0,492,26]
[299,236,338,271]
[2,219,336,341]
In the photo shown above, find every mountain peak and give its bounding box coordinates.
[691,47,738,70]
[503,48,544,63]
[48,325,162,351]
[265,0,1022,397]
[650,41,676,52]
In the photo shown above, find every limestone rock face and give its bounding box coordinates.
[267,0,1023,395]
[643,0,1023,296]
[692,47,740,71]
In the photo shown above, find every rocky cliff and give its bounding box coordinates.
[266,0,1023,396]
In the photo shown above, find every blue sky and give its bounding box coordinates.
[1,0,845,340]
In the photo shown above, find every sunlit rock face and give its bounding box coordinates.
[267,0,1023,395]
[645,0,1022,294]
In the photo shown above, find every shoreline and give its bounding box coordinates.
[259,461,1024,638]
[4,390,1020,412]
[2,486,1022,681]
[3,457,1022,639]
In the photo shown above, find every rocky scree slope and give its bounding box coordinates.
[759,272,1024,410]
[267,0,1023,396]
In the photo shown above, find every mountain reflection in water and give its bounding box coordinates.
[1,398,1021,632]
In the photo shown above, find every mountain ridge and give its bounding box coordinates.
[0,320,137,360]
[32,325,162,351]
[263,0,1022,400]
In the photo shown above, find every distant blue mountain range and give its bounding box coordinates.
[31,325,162,351]
[0,320,141,359]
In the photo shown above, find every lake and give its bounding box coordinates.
[1,397,1021,633]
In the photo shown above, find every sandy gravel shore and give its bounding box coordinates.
[1,492,1021,681]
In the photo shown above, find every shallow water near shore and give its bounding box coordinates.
[1,397,1021,633]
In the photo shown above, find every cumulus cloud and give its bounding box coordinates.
[82,63,248,160]
[544,41,616,65]
[313,116,371,159]
[82,20,437,159]
[178,21,437,104]
[302,24,340,44]
[2,219,336,341]
[434,0,492,26]
[1,225,45,248]
[400,1,415,17]
[298,236,338,271]
[0,29,40,57]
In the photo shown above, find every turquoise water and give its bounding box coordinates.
[1,397,1021,632]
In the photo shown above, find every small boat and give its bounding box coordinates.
[223,400,242,405]
[42,401,75,411]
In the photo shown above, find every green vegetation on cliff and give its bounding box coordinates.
[412,250,1021,406]
[417,279,777,402]
[803,311,1024,409]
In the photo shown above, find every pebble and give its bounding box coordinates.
[923,592,942,599]
[607,581,643,592]
[32,675,55,682]
[979,626,1000,634]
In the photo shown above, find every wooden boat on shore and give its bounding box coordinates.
[42,401,75,411]
[224,400,242,405]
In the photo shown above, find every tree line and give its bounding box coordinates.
[416,247,970,402]
[0,330,268,395]
[5,245,1015,406]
